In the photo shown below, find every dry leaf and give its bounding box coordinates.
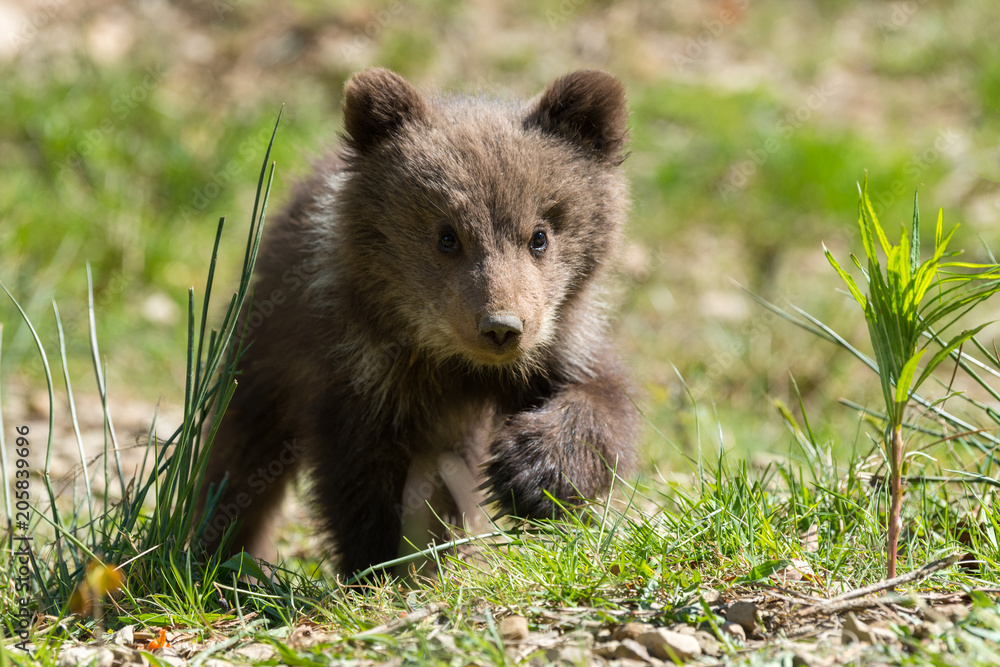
[146,628,170,650]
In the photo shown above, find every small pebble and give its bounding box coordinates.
[612,622,653,641]
[700,588,722,605]
[694,629,721,656]
[842,612,873,644]
[500,615,529,641]
[721,621,745,641]
[110,625,134,647]
[615,638,653,662]
[726,600,758,634]
[638,628,702,661]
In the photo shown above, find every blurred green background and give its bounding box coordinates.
[2,0,999,469]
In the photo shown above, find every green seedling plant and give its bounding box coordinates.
[824,177,1000,578]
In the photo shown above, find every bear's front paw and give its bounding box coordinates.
[484,400,611,520]
[484,418,565,520]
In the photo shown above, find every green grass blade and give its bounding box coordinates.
[53,300,94,535]
[0,323,10,535]
[193,216,227,432]
[1,281,61,530]
[86,264,127,501]
[242,107,283,278]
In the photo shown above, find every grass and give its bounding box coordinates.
[0,109,278,658]
[4,393,1000,664]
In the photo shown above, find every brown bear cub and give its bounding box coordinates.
[200,68,639,576]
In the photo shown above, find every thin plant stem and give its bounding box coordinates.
[887,424,904,579]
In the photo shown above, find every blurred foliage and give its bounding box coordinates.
[2,0,1000,469]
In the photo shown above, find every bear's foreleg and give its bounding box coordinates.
[484,360,638,519]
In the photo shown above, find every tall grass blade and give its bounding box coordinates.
[86,264,127,501]
[142,110,281,559]
[0,323,10,537]
[53,301,94,535]
[1,282,61,531]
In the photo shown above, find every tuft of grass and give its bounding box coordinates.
[0,111,279,636]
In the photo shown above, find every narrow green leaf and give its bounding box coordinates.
[867,315,898,420]
[910,189,920,273]
[857,178,880,266]
[737,559,792,583]
[913,323,992,394]
[895,350,925,405]
[910,261,939,306]
[939,261,1000,277]
[935,206,943,250]
[898,225,911,283]
[934,223,958,262]
[863,184,893,257]
[824,245,867,306]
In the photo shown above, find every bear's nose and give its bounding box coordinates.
[478,314,524,349]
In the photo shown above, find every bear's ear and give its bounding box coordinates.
[525,70,628,163]
[342,68,428,153]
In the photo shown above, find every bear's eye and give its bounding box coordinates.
[529,230,548,253]
[438,231,460,253]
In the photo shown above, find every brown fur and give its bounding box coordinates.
[199,68,639,576]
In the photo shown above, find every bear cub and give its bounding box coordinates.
[201,68,639,576]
